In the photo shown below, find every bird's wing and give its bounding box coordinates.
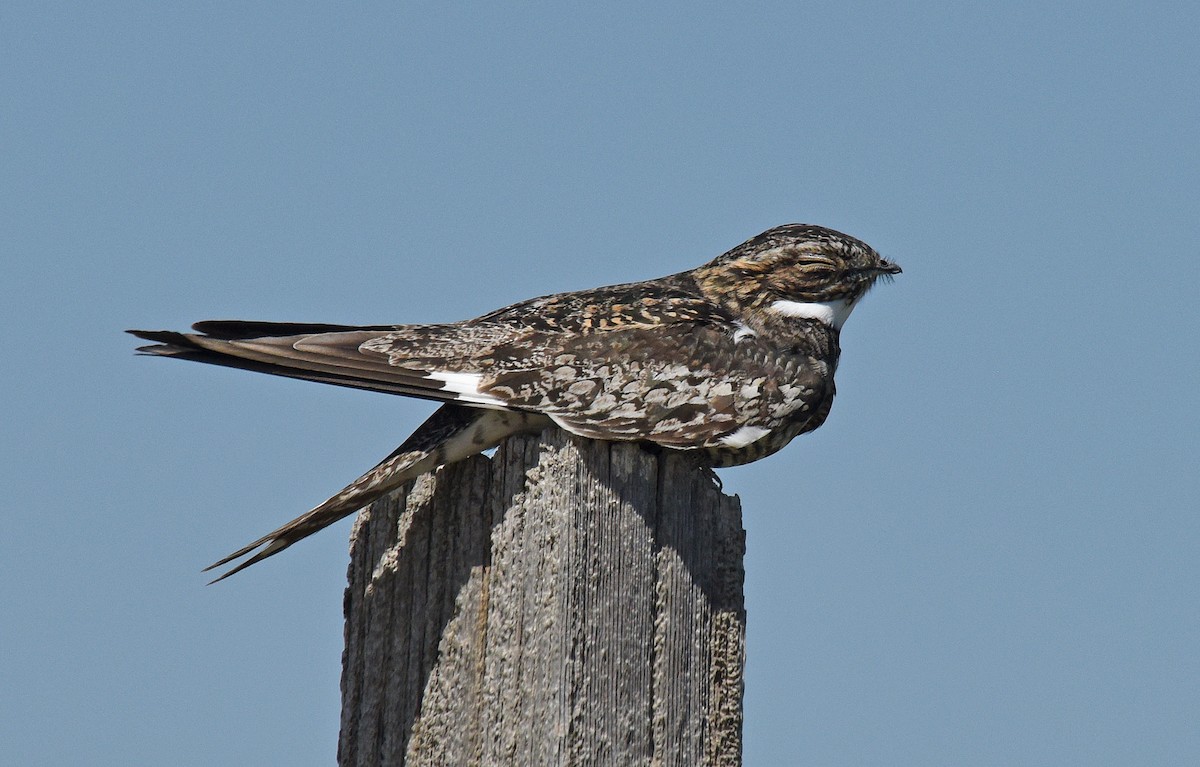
[128,322,525,407]
[132,283,827,451]
[362,316,831,450]
[472,321,833,450]
[127,278,730,408]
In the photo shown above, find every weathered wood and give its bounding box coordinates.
[339,427,745,767]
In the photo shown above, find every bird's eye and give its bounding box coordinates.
[804,261,839,283]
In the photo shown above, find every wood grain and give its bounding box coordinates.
[339,427,745,766]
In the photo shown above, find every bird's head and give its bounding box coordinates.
[694,224,900,330]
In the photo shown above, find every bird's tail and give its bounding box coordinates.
[205,404,543,583]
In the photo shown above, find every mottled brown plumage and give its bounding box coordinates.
[130,223,899,580]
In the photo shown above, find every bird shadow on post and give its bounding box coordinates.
[339,426,746,767]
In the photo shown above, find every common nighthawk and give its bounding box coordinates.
[130,224,899,581]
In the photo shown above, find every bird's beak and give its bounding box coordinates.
[879,260,902,275]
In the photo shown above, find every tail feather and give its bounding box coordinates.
[203,404,547,582]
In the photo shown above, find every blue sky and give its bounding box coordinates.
[3,2,1198,764]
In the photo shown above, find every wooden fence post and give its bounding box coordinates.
[338,426,746,766]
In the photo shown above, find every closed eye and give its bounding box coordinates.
[801,262,839,282]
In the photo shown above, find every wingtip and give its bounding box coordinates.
[126,328,166,340]
[127,328,193,354]
[133,344,176,355]
[204,556,260,584]
[205,567,242,586]
[203,537,290,584]
[203,538,265,572]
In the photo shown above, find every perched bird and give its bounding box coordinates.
[130,224,899,581]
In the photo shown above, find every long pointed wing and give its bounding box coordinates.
[128,323,517,407]
[132,307,828,452]
[127,278,732,409]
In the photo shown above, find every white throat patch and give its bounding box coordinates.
[769,298,856,330]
